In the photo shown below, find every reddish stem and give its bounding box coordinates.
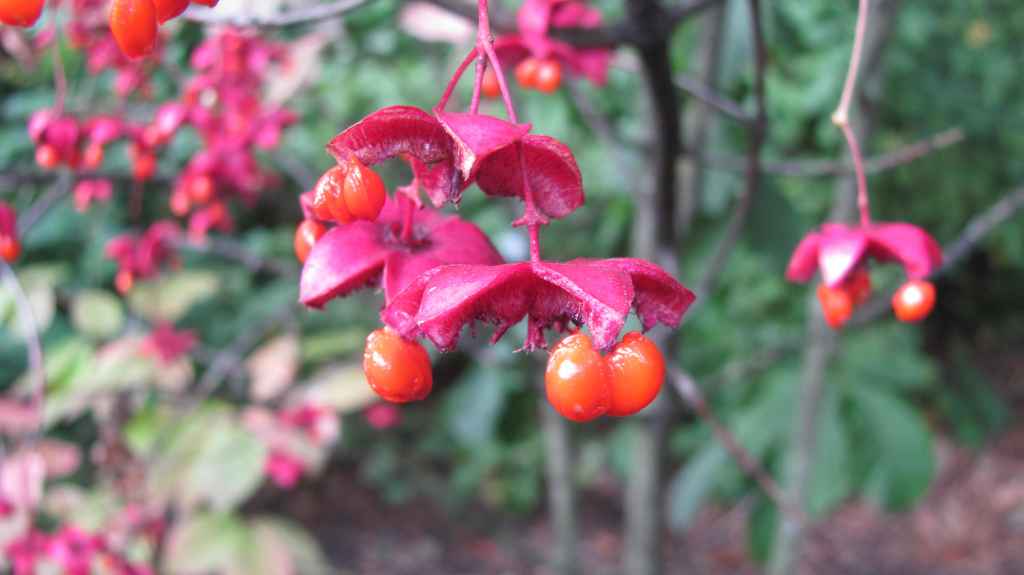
[436,48,479,111]
[832,0,872,227]
[477,0,519,123]
[470,58,486,114]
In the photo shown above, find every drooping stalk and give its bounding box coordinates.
[436,48,479,111]
[832,0,872,227]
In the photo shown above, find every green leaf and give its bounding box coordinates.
[127,270,219,323]
[294,363,377,414]
[846,384,935,510]
[248,518,332,575]
[165,512,249,575]
[184,418,268,511]
[747,496,778,564]
[70,289,124,340]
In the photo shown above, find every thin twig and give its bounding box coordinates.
[669,368,805,522]
[184,0,374,27]
[193,302,296,395]
[17,171,73,236]
[694,0,767,297]
[675,74,752,124]
[693,127,965,178]
[173,236,296,277]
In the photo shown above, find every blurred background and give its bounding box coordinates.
[0,0,1023,573]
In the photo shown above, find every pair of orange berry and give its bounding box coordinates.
[0,0,44,27]
[311,157,387,226]
[545,332,665,422]
[817,269,936,328]
[515,58,562,94]
[110,0,219,59]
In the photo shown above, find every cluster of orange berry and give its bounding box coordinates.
[816,268,935,329]
[481,57,564,98]
[293,157,386,263]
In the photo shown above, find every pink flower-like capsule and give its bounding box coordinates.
[326,106,584,219]
[491,0,612,89]
[105,220,181,294]
[300,195,504,307]
[142,323,197,364]
[786,222,943,327]
[265,450,304,489]
[383,258,695,352]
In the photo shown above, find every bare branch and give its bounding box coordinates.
[695,128,965,178]
[184,0,373,27]
[194,302,297,394]
[173,236,297,277]
[694,0,767,298]
[0,261,45,420]
[675,73,752,124]
[17,171,73,236]
[668,368,805,522]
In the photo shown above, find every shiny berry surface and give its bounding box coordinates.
[342,158,386,221]
[605,332,664,417]
[892,279,936,323]
[0,236,20,263]
[313,166,352,224]
[294,219,326,263]
[109,0,159,60]
[82,143,105,170]
[545,333,611,422]
[817,283,853,329]
[153,0,189,23]
[534,60,562,94]
[515,58,540,89]
[35,144,60,169]
[0,0,44,27]
[363,328,433,403]
[187,174,215,204]
[482,68,502,99]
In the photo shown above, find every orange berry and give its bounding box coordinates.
[515,58,540,89]
[153,0,189,23]
[133,153,157,181]
[816,283,853,329]
[109,0,159,60]
[482,67,502,99]
[169,190,191,216]
[605,332,665,417]
[82,143,105,170]
[545,333,611,422]
[363,328,433,403]
[342,157,386,221]
[294,219,326,264]
[0,236,21,263]
[0,0,44,27]
[115,269,134,294]
[313,166,352,224]
[845,268,872,305]
[187,174,215,204]
[35,144,60,169]
[534,59,562,94]
[190,0,218,5]
[892,280,936,323]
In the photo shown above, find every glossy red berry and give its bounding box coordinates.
[363,328,433,403]
[892,279,936,323]
[482,68,501,99]
[187,174,215,204]
[605,332,665,417]
[515,58,540,89]
[169,190,191,216]
[342,157,386,221]
[294,219,326,264]
[109,0,159,60]
[312,166,353,224]
[153,0,189,23]
[534,59,562,94]
[0,236,21,263]
[545,333,611,422]
[133,152,157,181]
[35,144,60,169]
[82,143,105,170]
[115,269,134,294]
[0,0,44,27]
[816,283,853,329]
